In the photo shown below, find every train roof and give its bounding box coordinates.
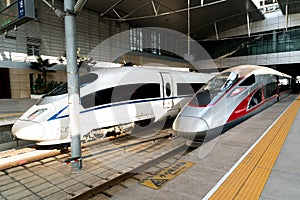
[80,66,212,91]
[89,66,201,75]
[87,66,212,81]
[223,65,291,78]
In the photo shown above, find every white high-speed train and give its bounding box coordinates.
[173,65,293,143]
[12,66,212,145]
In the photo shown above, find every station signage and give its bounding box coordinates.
[18,0,26,18]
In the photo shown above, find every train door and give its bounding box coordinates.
[160,72,173,109]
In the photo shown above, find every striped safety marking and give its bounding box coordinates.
[207,95,300,200]
[140,160,194,190]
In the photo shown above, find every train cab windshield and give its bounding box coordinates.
[189,72,239,106]
[45,73,98,97]
[203,72,239,92]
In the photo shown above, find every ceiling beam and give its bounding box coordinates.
[100,0,124,17]
[103,0,227,21]
[113,9,122,19]
[151,0,158,15]
[122,1,152,19]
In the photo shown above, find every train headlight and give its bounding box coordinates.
[27,108,47,120]
[230,87,245,97]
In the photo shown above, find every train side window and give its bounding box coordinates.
[279,77,291,93]
[81,93,95,109]
[80,73,98,87]
[81,83,161,109]
[95,88,113,105]
[240,74,255,86]
[191,83,205,92]
[177,83,204,95]
[110,83,161,102]
[248,89,262,109]
[81,88,113,109]
[111,85,134,103]
[264,75,277,99]
[166,82,171,97]
[47,73,98,98]
[130,83,161,100]
[46,82,67,96]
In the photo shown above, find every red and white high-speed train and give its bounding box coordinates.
[12,65,212,145]
[173,65,293,142]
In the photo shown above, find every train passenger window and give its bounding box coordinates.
[166,82,171,97]
[248,89,262,109]
[95,88,114,105]
[264,75,277,99]
[279,77,291,93]
[80,73,98,87]
[130,83,161,100]
[191,83,205,93]
[110,83,160,102]
[111,85,134,103]
[111,83,160,102]
[81,83,161,109]
[46,82,67,96]
[81,88,113,109]
[45,73,98,97]
[177,83,204,95]
[81,93,96,108]
[240,74,255,86]
[265,82,277,98]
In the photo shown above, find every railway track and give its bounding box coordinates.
[0,124,193,200]
[0,129,156,171]
[81,139,194,200]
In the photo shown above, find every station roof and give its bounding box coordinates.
[84,0,265,40]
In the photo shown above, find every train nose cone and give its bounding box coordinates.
[173,116,209,141]
[12,120,44,141]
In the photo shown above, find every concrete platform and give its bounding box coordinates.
[260,97,300,199]
[111,94,300,200]
[0,99,36,125]
[0,95,299,199]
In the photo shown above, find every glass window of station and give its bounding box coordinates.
[201,27,300,58]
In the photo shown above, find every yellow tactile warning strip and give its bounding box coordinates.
[209,96,300,200]
[140,160,194,189]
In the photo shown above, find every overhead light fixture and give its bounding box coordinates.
[42,0,65,18]
[54,8,65,17]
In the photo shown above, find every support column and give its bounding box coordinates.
[214,21,219,40]
[272,30,277,53]
[187,0,190,55]
[64,0,82,170]
[285,3,289,31]
[247,12,251,37]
